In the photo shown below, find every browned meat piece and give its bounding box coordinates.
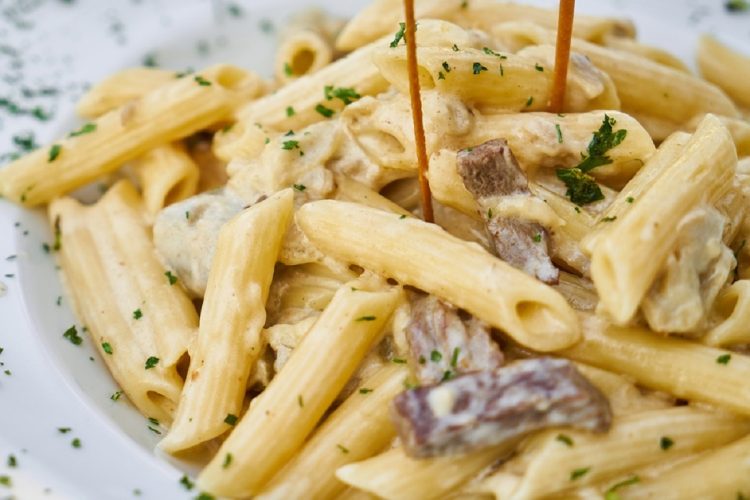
[391,357,612,458]
[405,291,503,385]
[457,139,559,284]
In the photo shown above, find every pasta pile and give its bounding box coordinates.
[3,0,750,498]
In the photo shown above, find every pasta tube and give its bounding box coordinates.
[0,65,262,206]
[132,144,200,215]
[588,114,736,324]
[196,281,402,497]
[258,364,408,500]
[697,34,750,109]
[76,67,179,118]
[159,188,294,453]
[564,313,750,416]
[275,9,344,83]
[296,200,580,352]
[49,181,197,422]
[704,280,750,347]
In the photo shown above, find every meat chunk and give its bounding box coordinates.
[405,291,503,385]
[391,357,612,458]
[457,139,559,284]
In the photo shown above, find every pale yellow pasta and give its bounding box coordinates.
[335,0,634,51]
[296,200,580,351]
[687,113,750,157]
[333,175,412,217]
[697,34,750,109]
[622,434,750,499]
[704,280,750,347]
[0,65,262,206]
[159,189,294,453]
[197,281,402,497]
[373,45,619,114]
[336,444,513,500]
[132,144,199,215]
[76,67,179,118]
[508,407,750,499]
[275,9,344,83]
[589,115,736,324]
[601,34,690,73]
[493,22,740,139]
[49,181,197,422]
[564,313,750,416]
[258,364,407,500]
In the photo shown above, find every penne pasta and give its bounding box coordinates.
[697,34,750,109]
[275,9,344,83]
[49,181,197,422]
[197,281,402,497]
[159,188,294,453]
[296,200,580,352]
[132,144,200,216]
[0,64,262,206]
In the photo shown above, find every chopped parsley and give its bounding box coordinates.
[437,71,445,80]
[533,233,542,243]
[535,63,544,72]
[392,357,407,364]
[286,106,295,117]
[165,271,178,285]
[556,434,574,447]
[359,388,373,394]
[282,140,300,150]
[717,354,732,365]
[180,475,194,490]
[48,144,62,162]
[148,426,161,435]
[283,62,293,76]
[660,436,674,450]
[556,115,627,205]
[399,214,407,219]
[626,196,634,203]
[389,22,406,48]
[298,395,304,407]
[442,61,451,73]
[143,53,158,67]
[111,391,123,401]
[195,493,216,500]
[194,75,211,86]
[604,475,640,500]
[149,417,160,426]
[71,438,82,448]
[487,208,493,219]
[315,103,334,118]
[602,216,617,222]
[472,62,488,74]
[451,347,460,368]
[133,308,143,320]
[324,85,361,105]
[430,350,442,362]
[441,370,454,382]
[101,342,113,355]
[482,47,507,59]
[525,96,534,107]
[570,467,590,480]
[0,475,11,487]
[224,414,238,425]
[222,453,233,468]
[337,444,349,454]
[63,325,83,345]
[69,123,97,137]
[356,315,376,321]
[7,455,16,468]
[452,44,460,51]
[726,0,750,11]
[144,356,159,369]
[293,183,306,192]
[58,427,72,434]
[555,123,563,143]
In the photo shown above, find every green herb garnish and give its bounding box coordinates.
[145,356,159,369]
[63,326,83,345]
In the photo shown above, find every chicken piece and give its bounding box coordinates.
[391,357,612,458]
[405,291,503,385]
[457,139,559,284]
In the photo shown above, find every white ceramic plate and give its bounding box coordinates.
[0,0,748,498]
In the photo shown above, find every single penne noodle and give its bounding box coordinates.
[621,433,750,499]
[601,34,690,73]
[274,9,344,83]
[580,131,691,254]
[258,364,408,500]
[563,313,750,416]
[76,67,179,118]
[703,280,750,347]
[0,64,262,206]
[197,281,402,497]
[492,22,740,140]
[49,181,197,422]
[697,34,750,109]
[296,200,580,352]
[508,406,750,499]
[373,45,618,114]
[686,114,750,158]
[159,188,294,453]
[335,0,634,51]
[589,115,736,324]
[333,175,412,217]
[336,444,512,500]
[132,144,200,216]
